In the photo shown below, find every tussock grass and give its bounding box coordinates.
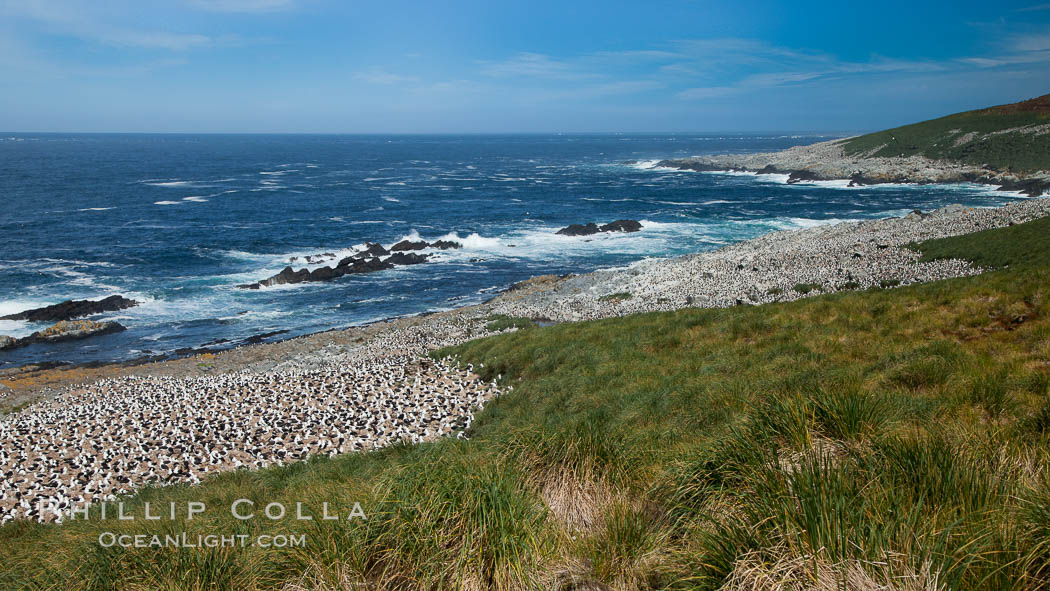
[840,94,1050,172]
[910,215,1050,269]
[485,315,534,332]
[3,218,1050,589]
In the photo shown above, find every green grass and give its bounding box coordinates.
[840,94,1050,172]
[485,314,535,332]
[0,401,30,415]
[909,214,1050,269]
[598,292,633,303]
[3,218,1050,589]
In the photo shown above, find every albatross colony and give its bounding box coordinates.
[3,197,1050,524]
[0,313,505,524]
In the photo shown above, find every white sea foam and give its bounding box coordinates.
[625,159,663,170]
[182,196,208,202]
[145,179,229,188]
[383,196,401,203]
[394,229,423,243]
[435,232,502,250]
[154,201,181,205]
[0,319,34,338]
[0,298,53,330]
[762,216,856,231]
[78,207,115,211]
[37,264,122,291]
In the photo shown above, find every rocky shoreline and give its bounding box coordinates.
[237,239,461,289]
[0,320,126,351]
[491,198,1050,321]
[2,197,1048,524]
[653,137,1050,197]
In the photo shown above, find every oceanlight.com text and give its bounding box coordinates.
[98,532,307,548]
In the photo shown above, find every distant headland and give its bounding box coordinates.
[657,93,1050,197]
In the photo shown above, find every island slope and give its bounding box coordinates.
[657,93,1050,196]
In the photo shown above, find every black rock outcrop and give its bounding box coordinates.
[556,220,643,236]
[599,219,643,233]
[235,233,466,289]
[654,159,724,172]
[1,295,138,322]
[997,177,1050,198]
[430,240,463,249]
[786,170,823,184]
[357,242,390,258]
[238,254,414,289]
[556,223,601,236]
[4,320,127,349]
[339,257,395,273]
[390,240,428,251]
[386,252,429,265]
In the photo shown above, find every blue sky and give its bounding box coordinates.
[1,0,1049,133]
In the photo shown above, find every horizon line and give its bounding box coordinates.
[0,130,863,137]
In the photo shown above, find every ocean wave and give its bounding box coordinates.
[77,207,116,212]
[759,216,857,231]
[144,180,212,188]
[0,298,54,325]
[0,319,34,338]
[611,160,660,171]
[435,232,502,250]
[154,201,181,205]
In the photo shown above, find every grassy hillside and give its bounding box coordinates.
[841,94,1050,172]
[910,215,1050,269]
[2,217,1050,590]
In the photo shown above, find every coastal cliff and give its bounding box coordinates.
[657,93,1050,196]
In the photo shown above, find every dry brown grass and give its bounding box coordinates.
[720,548,945,591]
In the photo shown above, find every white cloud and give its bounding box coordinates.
[1010,31,1050,52]
[0,1,214,50]
[353,67,418,85]
[479,52,599,80]
[738,71,824,86]
[675,86,737,100]
[187,0,295,12]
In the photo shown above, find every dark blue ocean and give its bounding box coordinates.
[0,134,1027,367]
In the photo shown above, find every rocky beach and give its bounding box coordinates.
[654,136,1050,196]
[2,194,1049,524]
